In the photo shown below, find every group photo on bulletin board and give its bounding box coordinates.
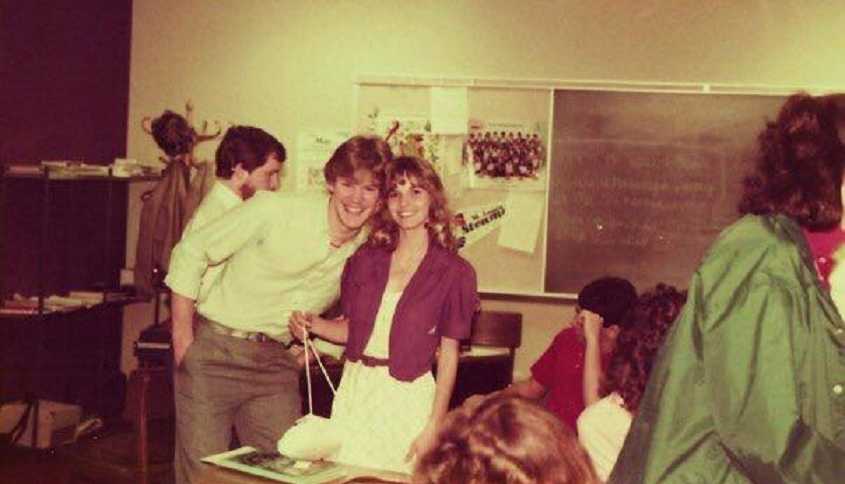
[286,76,825,298]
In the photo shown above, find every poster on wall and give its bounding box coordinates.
[362,110,465,179]
[296,131,350,191]
[452,203,507,250]
[464,120,547,192]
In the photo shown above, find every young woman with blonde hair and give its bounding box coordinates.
[289,156,478,473]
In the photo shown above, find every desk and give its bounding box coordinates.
[198,461,409,483]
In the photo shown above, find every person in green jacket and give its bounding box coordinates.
[608,92,845,483]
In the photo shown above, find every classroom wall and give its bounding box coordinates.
[123,0,845,375]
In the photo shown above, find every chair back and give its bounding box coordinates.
[470,311,522,353]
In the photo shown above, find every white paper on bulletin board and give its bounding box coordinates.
[430,86,468,134]
[296,131,350,191]
[498,191,544,253]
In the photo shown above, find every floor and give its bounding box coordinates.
[0,420,174,484]
[0,445,73,484]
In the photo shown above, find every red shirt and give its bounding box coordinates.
[531,327,608,431]
[802,227,845,289]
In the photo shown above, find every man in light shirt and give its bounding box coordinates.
[180,125,285,309]
[166,135,392,484]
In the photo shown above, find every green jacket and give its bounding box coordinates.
[609,214,845,483]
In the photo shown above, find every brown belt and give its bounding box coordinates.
[350,354,389,367]
[200,316,276,343]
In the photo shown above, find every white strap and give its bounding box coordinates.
[300,327,337,417]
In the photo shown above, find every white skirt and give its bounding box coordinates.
[329,360,435,474]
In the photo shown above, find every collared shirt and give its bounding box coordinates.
[178,180,242,304]
[802,226,845,289]
[531,326,610,431]
[609,214,845,484]
[342,243,478,381]
[165,191,367,341]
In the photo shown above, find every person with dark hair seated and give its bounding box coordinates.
[577,284,686,481]
[414,394,599,484]
[608,93,845,483]
[499,277,637,431]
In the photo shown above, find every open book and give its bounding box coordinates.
[201,446,347,483]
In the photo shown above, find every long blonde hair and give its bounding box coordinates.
[369,156,458,252]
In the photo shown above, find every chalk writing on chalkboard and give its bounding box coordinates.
[546,90,786,294]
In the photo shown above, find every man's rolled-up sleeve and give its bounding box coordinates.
[164,192,276,299]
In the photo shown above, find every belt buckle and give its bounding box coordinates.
[251,333,270,343]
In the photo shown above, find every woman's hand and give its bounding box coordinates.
[406,421,438,463]
[288,311,314,341]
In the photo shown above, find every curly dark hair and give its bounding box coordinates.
[603,284,687,413]
[151,110,196,158]
[413,395,598,484]
[738,92,844,230]
[369,156,459,252]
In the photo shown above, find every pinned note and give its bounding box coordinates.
[498,192,544,253]
[430,87,468,134]
[296,131,350,191]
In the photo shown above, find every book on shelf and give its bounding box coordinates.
[41,161,111,178]
[4,164,43,176]
[67,290,133,304]
[0,307,40,316]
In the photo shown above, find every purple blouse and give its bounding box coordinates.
[341,242,479,381]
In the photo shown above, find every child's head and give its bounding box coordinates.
[576,276,637,328]
[414,394,599,484]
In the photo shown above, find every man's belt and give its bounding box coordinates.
[202,317,276,343]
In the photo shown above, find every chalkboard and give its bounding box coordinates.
[354,77,804,297]
[546,90,786,294]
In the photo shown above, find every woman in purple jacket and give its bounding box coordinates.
[289,156,479,473]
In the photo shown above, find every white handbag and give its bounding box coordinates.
[277,329,341,461]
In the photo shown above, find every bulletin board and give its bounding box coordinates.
[355,76,834,297]
[356,81,551,296]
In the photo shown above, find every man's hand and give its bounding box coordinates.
[581,309,603,344]
[173,333,194,368]
[171,292,197,368]
[290,343,321,369]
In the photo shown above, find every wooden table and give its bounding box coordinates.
[197,461,409,484]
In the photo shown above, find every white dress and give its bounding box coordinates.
[330,290,436,474]
[576,392,633,482]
